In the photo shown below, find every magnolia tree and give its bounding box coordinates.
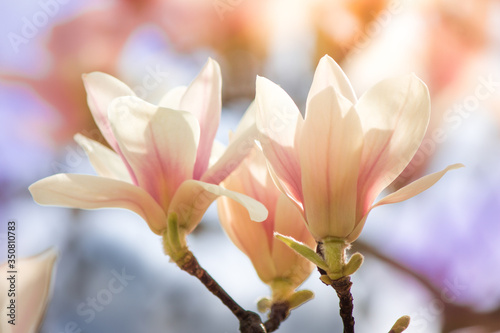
[26,56,462,333]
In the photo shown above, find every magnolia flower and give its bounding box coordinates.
[0,248,57,333]
[218,136,315,306]
[256,55,462,244]
[29,59,267,236]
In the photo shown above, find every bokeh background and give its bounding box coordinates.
[1,0,500,332]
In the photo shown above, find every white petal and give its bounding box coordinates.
[169,180,268,235]
[29,174,167,234]
[306,55,357,111]
[108,96,200,210]
[202,103,258,184]
[347,163,464,242]
[0,249,57,333]
[355,74,431,219]
[74,134,132,183]
[158,86,188,109]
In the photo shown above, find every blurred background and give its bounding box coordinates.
[1,0,500,332]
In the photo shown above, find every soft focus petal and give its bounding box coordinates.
[169,179,268,235]
[208,140,226,169]
[272,195,315,285]
[74,134,132,183]
[158,86,188,109]
[300,87,363,240]
[108,96,199,210]
[202,102,258,184]
[0,249,57,333]
[356,74,431,219]
[178,58,222,179]
[347,163,464,242]
[306,55,357,109]
[218,187,277,283]
[255,76,304,209]
[29,174,167,234]
[82,72,135,154]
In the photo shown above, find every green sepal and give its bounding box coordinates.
[288,290,314,309]
[343,252,364,276]
[274,232,329,271]
[257,297,271,313]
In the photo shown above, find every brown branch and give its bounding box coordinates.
[264,302,290,332]
[353,241,500,333]
[330,276,355,333]
[178,251,266,333]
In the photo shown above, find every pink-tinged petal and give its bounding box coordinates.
[208,140,226,169]
[29,174,167,234]
[355,74,431,220]
[202,102,258,185]
[158,86,188,109]
[347,163,464,243]
[300,87,364,241]
[272,194,315,285]
[74,134,132,183]
[255,76,304,208]
[0,249,57,333]
[179,58,222,179]
[169,179,268,235]
[306,55,357,111]
[82,72,135,153]
[82,72,138,184]
[108,96,200,210]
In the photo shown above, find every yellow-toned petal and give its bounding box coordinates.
[74,134,132,183]
[169,180,268,235]
[218,191,277,284]
[306,55,357,109]
[82,72,135,154]
[29,174,167,234]
[179,58,222,179]
[108,96,200,210]
[355,74,430,219]
[255,76,304,208]
[0,249,57,333]
[300,86,364,240]
[272,195,315,285]
[347,163,464,242]
[158,86,187,109]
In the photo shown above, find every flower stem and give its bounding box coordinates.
[316,241,356,333]
[330,276,355,333]
[263,302,290,332]
[176,250,266,333]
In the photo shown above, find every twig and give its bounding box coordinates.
[330,276,355,333]
[178,251,266,333]
[264,302,290,332]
